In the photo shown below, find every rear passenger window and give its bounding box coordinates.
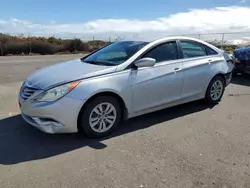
[143,42,178,63]
[180,41,206,58]
[205,46,218,55]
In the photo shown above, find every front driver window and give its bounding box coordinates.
[143,42,178,63]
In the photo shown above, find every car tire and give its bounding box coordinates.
[79,96,122,138]
[205,75,225,104]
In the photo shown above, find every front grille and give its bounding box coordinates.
[21,86,38,100]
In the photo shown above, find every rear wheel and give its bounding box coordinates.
[205,76,225,104]
[79,96,122,138]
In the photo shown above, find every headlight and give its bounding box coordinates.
[31,81,80,102]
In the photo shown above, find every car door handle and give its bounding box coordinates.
[208,59,213,63]
[174,68,181,72]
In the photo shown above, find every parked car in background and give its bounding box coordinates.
[233,46,250,75]
[18,37,234,138]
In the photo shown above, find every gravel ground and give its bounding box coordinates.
[0,55,250,188]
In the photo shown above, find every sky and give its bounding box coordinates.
[0,0,250,41]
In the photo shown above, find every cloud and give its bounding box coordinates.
[240,0,249,3]
[0,6,250,41]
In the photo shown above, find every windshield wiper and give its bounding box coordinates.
[83,60,115,66]
[82,60,98,64]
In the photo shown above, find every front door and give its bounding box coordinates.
[131,41,183,113]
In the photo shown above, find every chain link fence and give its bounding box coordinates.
[1,32,250,56]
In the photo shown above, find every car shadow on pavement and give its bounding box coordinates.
[0,100,214,165]
[231,74,250,86]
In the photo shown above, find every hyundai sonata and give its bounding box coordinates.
[18,37,234,137]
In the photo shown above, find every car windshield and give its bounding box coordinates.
[81,41,149,66]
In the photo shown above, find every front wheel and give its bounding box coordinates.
[205,76,225,104]
[79,96,122,138]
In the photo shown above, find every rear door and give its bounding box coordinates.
[178,40,218,101]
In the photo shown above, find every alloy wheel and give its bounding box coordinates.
[89,102,117,133]
[210,80,223,101]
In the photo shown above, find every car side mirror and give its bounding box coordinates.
[134,58,156,68]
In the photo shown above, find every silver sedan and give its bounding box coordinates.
[18,37,234,137]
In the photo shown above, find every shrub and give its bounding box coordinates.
[4,42,30,55]
[31,41,60,55]
[62,39,90,52]
[3,41,63,55]
[0,33,108,56]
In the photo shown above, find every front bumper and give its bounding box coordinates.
[19,93,84,134]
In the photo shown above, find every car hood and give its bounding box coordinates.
[25,59,117,89]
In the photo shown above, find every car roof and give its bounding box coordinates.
[119,36,222,56]
[126,36,208,43]
[151,36,222,53]
[148,36,213,44]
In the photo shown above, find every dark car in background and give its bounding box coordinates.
[233,46,250,75]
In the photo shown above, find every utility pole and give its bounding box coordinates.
[28,32,32,54]
[0,41,3,56]
[74,36,76,53]
[221,33,225,50]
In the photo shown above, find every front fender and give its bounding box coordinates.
[67,70,133,113]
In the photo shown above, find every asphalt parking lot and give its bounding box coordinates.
[0,55,250,188]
